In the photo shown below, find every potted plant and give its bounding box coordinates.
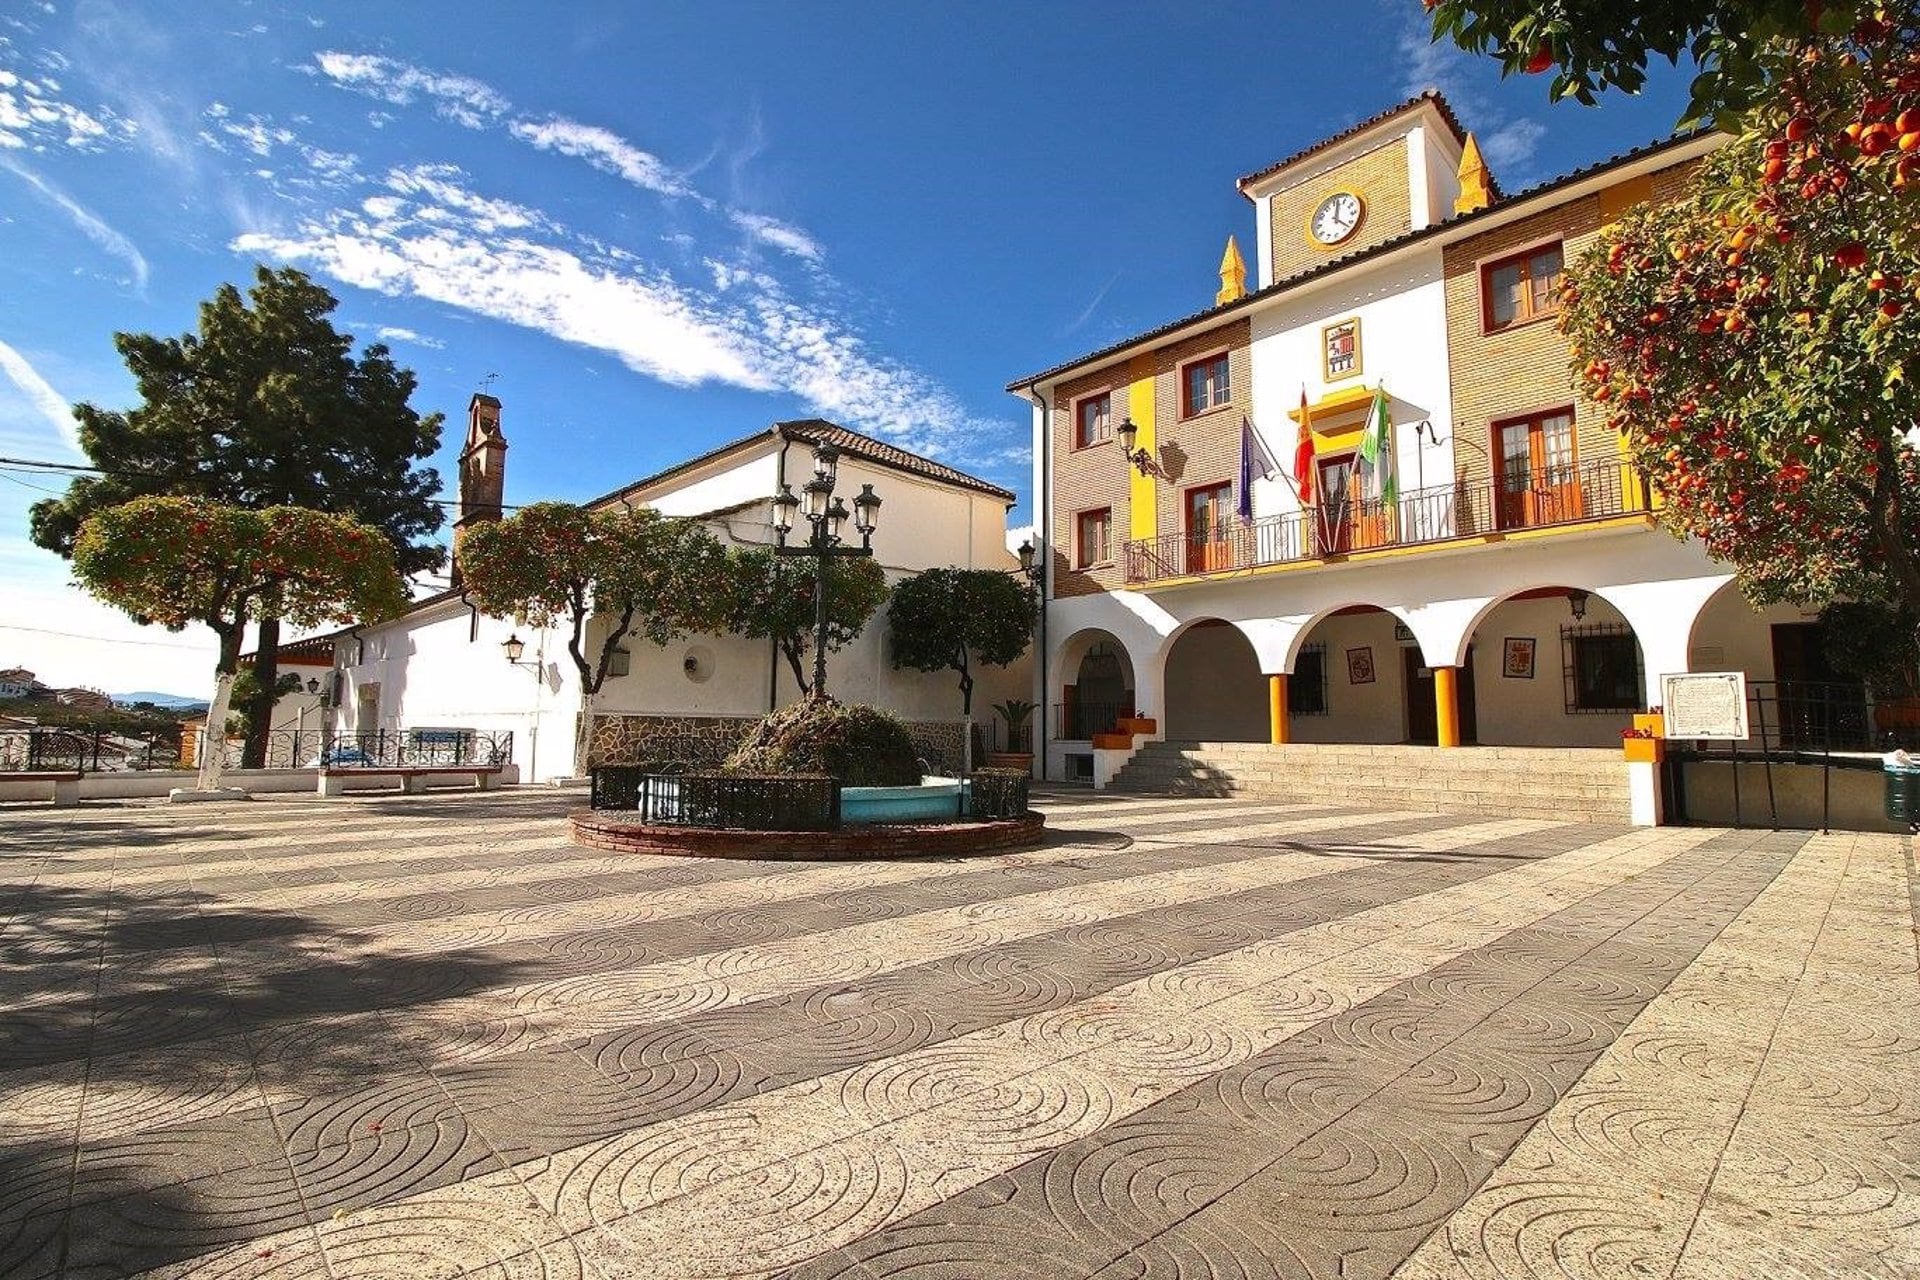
[986,698,1036,772]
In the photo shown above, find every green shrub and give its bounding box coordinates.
[725,696,923,787]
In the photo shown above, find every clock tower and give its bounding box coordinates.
[1235,92,1486,289]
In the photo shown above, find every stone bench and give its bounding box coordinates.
[316,766,503,797]
[6,771,83,807]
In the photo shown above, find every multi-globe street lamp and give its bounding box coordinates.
[769,443,881,699]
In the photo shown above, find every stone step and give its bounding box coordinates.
[1108,740,1631,821]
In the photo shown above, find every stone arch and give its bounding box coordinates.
[1459,583,1646,747]
[1051,627,1139,740]
[1159,617,1267,741]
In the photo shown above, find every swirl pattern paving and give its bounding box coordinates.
[0,789,1910,1280]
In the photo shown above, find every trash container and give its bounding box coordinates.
[1884,758,1920,830]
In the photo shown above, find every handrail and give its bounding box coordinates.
[1123,458,1649,585]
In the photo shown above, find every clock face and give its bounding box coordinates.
[1310,192,1364,246]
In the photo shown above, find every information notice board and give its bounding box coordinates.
[1660,672,1749,740]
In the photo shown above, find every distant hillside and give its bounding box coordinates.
[111,692,210,712]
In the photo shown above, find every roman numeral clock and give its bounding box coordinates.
[1308,190,1364,247]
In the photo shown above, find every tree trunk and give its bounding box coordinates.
[199,624,244,792]
[1872,442,1920,618]
[242,615,280,769]
[956,651,974,716]
[782,635,811,697]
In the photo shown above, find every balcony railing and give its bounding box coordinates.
[1124,459,1650,586]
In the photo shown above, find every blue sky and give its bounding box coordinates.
[0,1,1694,694]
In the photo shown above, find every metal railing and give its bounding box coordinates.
[1054,701,1129,741]
[0,728,184,773]
[588,768,841,829]
[313,730,514,769]
[966,768,1031,819]
[1667,679,1907,831]
[1125,459,1649,585]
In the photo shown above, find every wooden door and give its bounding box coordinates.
[1404,648,1478,745]
[1496,412,1582,529]
[1186,483,1233,574]
[1316,455,1354,555]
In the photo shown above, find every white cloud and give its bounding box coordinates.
[312,50,508,129]
[372,325,444,350]
[508,117,688,198]
[232,168,1010,462]
[0,335,77,450]
[233,182,766,391]
[1481,118,1548,169]
[729,211,822,262]
[384,163,544,233]
[0,156,148,291]
[1396,10,1550,178]
[0,61,125,151]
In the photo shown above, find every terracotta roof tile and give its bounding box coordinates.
[1235,92,1471,193]
[775,420,1017,503]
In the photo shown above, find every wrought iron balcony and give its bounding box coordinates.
[1123,459,1651,586]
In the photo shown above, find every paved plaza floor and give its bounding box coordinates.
[0,789,1914,1279]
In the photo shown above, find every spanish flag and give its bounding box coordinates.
[1293,387,1315,505]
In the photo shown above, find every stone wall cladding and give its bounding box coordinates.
[905,720,967,777]
[1268,138,1413,283]
[588,713,967,776]
[1049,365,1134,600]
[587,714,757,769]
[570,810,1047,859]
[1443,160,1699,489]
[1151,320,1252,537]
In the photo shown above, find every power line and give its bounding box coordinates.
[0,622,213,650]
[0,455,518,510]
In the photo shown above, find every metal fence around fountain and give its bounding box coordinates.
[588,768,840,829]
[588,765,1031,827]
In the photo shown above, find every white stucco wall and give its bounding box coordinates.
[1247,251,1455,522]
[1162,622,1267,742]
[324,437,1029,784]
[1034,524,1762,769]
[333,600,581,784]
[1467,592,1636,748]
[1287,608,1409,744]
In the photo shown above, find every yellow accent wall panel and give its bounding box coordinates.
[1597,176,1654,224]
[1128,356,1157,541]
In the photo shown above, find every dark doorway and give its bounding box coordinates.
[1066,641,1132,739]
[1405,647,1477,745]
[1770,622,1867,748]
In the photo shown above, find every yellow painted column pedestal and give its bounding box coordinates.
[1434,666,1462,749]
[1268,674,1290,745]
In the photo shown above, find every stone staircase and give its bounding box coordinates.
[1108,741,1632,823]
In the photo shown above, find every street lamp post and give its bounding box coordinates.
[770,444,882,699]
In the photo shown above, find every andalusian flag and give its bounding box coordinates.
[1357,385,1395,505]
[1293,387,1314,505]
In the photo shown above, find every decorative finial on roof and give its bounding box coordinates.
[1455,133,1494,215]
[1216,235,1248,306]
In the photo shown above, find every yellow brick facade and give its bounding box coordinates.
[1049,364,1133,600]
[1150,321,1252,534]
[1443,160,1698,488]
[1048,319,1251,598]
[1267,139,1413,283]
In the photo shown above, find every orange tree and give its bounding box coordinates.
[71,497,409,791]
[726,548,890,697]
[1553,7,1920,616]
[1424,1,1890,125]
[459,503,732,765]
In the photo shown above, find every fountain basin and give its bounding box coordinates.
[840,776,965,825]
